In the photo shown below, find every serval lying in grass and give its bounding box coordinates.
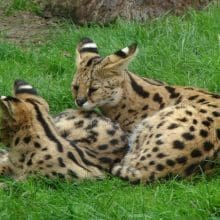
[71,38,220,184]
[0,80,128,182]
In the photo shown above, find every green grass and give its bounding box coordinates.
[4,0,41,15]
[0,175,220,219]
[0,4,220,219]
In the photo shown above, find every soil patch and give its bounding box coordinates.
[0,9,59,45]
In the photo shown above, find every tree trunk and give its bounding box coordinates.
[35,0,213,25]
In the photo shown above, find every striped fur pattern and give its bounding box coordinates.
[72,38,220,184]
[0,80,128,181]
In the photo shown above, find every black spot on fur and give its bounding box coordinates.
[211,94,220,99]
[140,156,146,161]
[193,119,198,124]
[178,117,188,122]
[200,129,208,138]
[74,120,84,128]
[157,153,167,158]
[197,98,206,103]
[61,130,70,138]
[58,157,66,167]
[115,113,121,121]
[156,164,165,171]
[173,140,185,149]
[46,165,53,168]
[26,159,32,166]
[182,132,194,140]
[208,104,218,108]
[149,172,155,181]
[188,95,199,100]
[14,137,20,146]
[153,93,163,104]
[110,139,119,145]
[185,111,192,116]
[156,140,163,145]
[199,109,207,113]
[86,119,98,129]
[142,105,148,110]
[212,111,220,117]
[216,129,220,139]
[185,163,199,176]
[167,123,179,129]
[155,134,162,138]
[149,134,153,138]
[67,169,78,178]
[120,134,127,142]
[160,103,165,109]
[98,144,108,150]
[152,147,159,152]
[121,104,126,109]
[165,86,180,98]
[166,159,175,166]
[128,109,135,113]
[176,156,187,164]
[141,113,148,118]
[56,173,66,179]
[34,142,41,148]
[99,157,112,164]
[149,161,155,165]
[128,73,150,98]
[203,141,214,151]
[23,136,31,144]
[44,154,52,160]
[206,117,213,122]
[107,129,116,136]
[67,151,88,171]
[175,97,182,104]
[202,120,210,127]
[164,111,174,117]
[191,149,202,158]
[19,154,25,163]
[157,121,165,129]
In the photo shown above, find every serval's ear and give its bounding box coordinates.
[76,37,100,65]
[13,80,50,112]
[14,79,37,96]
[0,96,20,120]
[102,43,138,71]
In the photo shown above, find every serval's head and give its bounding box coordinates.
[0,80,49,146]
[72,37,137,110]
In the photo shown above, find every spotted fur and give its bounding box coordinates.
[72,38,220,183]
[0,80,128,181]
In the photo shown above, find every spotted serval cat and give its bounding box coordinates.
[0,80,128,181]
[71,38,220,184]
[53,108,128,154]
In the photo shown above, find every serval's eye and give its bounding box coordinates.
[88,87,98,96]
[73,85,79,91]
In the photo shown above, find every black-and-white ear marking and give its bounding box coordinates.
[0,96,20,102]
[114,43,137,58]
[0,96,7,100]
[14,80,37,95]
[78,37,99,54]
